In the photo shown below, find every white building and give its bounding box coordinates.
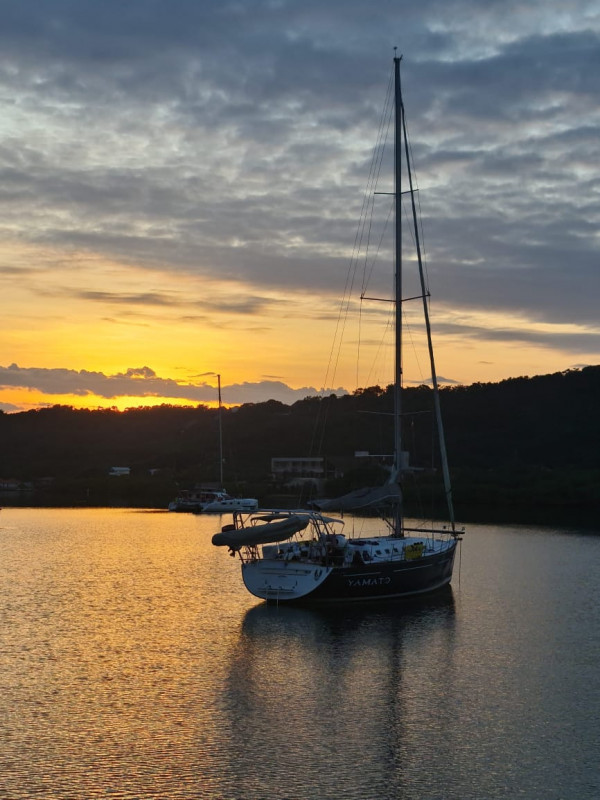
[271,457,337,490]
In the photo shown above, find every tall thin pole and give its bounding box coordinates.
[217,374,224,488]
[393,53,404,536]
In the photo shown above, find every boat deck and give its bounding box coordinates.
[259,532,455,568]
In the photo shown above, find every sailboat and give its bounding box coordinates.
[169,375,258,513]
[212,55,462,602]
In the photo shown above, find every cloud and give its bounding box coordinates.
[0,401,22,413]
[433,320,600,353]
[43,285,280,317]
[0,363,345,405]
[75,291,177,307]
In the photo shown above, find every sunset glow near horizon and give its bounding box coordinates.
[1,243,595,413]
[1,2,599,413]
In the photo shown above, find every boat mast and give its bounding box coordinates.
[393,53,404,536]
[217,374,224,488]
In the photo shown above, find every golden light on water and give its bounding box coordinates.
[2,502,600,798]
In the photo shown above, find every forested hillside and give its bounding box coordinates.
[1,366,599,519]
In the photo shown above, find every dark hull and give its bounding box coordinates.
[267,540,458,605]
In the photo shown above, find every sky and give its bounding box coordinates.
[0,0,599,412]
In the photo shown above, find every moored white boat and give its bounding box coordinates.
[168,375,258,513]
[169,487,258,513]
[202,494,259,513]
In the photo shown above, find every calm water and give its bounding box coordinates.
[1,508,599,800]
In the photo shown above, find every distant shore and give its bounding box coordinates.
[2,486,598,531]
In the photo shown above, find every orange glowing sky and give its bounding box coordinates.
[1,3,599,412]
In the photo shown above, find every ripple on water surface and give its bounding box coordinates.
[1,508,600,799]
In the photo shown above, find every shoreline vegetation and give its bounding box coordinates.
[2,366,599,528]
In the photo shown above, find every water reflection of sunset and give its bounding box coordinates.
[3,509,600,798]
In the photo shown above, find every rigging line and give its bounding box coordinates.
[358,197,393,389]
[396,126,429,395]
[356,299,363,390]
[311,65,395,458]
[400,199,427,389]
[323,72,392,391]
[415,176,430,289]
[361,302,394,390]
[361,86,394,297]
[320,199,371,400]
[355,70,393,310]
[361,72,393,239]
[402,303,427,387]
[360,146,390,298]
[403,117,430,291]
[401,92,456,531]
[357,71,395,390]
[361,198,393,298]
[320,65,394,395]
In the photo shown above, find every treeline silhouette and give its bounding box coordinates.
[1,366,599,522]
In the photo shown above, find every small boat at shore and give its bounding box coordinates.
[202,493,259,513]
[169,487,258,513]
[168,375,258,513]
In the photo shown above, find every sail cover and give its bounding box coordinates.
[212,514,309,548]
[312,483,401,512]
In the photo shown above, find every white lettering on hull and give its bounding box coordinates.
[347,576,391,588]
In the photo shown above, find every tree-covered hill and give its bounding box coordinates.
[1,366,599,518]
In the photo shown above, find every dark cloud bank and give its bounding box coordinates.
[0,363,344,408]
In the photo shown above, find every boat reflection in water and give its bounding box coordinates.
[218,593,456,800]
